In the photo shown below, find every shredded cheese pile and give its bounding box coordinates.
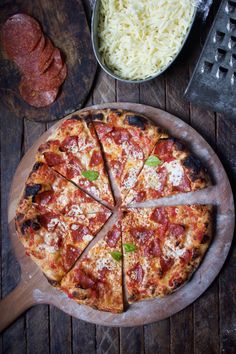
[98,0,195,80]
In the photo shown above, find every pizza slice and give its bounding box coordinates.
[92,109,163,201]
[60,218,123,313]
[122,205,212,303]
[36,112,114,207]
[125,137,211,204]
[16,200,111,282]
[21,162,108,215]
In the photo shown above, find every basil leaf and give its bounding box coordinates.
[145,155,162,167]
[124,243,137,252]
[81,170,99,181]
[110,251,122,261]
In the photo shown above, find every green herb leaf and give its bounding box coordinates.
[81,170,99,181]
[145,155,162,167]
[124,243,137,252]
[110,251,122,261]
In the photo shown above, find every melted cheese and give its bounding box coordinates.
[82,234,93,242]
[98,0,194,80]
[163,160,184,186]
[96,255,115,271]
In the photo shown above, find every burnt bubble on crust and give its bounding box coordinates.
[20,219,41,235]
[183,155,203,180]
[24,184,41,198]
[110,108,122,116]
[90,112,104,121]
[45,276,59,287]
[69,114,82,121]
[125,114,148,130]
[32,162,43,172]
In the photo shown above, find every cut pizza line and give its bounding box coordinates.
[126,186,218,209]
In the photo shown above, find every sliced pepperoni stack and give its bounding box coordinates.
[1,13,67,107]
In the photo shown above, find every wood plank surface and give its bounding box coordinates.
[1,0,236,353]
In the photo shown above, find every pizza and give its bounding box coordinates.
[122,205,212,303]
[125,137,211,204]
[16,200,111,282]
[91,109,165,201]
[36,112,114,207]
[60,218,123,313]
[21,162,108,215]
[15,108,213,313]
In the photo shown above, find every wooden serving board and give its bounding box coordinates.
[0,103,234,332]
[0,0,97,122]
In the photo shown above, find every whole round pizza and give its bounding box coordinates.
[15,109,212,313]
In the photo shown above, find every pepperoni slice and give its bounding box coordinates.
[20,61,66,91]
[71,225,91,243]
[106,225,121,247]
[173,174,191,192]
[43,152,64,166]
[135,191,147,202]
[90,150,102,167]
[154,139,174,161]
[38,212,59,231]
[2,14,42,58]
[64,245,80,270]
[128,264,144,283]
[150,207,168,225]
[94,123,113,139]
[74,269,96,289]
[19,81,58,107]
[38,37,55,73]
[144,238,161,257]
[131,227,154,244]
[111,128,130,145]
[90,213,109,224]
[14,34,46,75]
[180,250,192,264]
[160,257,174,274]
[34,190,54,206]
[60,136,78,152]
[169,224,185,237]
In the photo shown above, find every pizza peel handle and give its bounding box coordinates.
[0,278,36,333]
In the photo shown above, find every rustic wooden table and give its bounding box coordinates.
[0,0,235,353]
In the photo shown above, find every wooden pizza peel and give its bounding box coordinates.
[0,103,234,332]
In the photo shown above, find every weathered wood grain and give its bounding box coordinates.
[144,320,170,354]
[120,327,144,354]
[50,307,72,354]
[217,114,236,354]
[72,319,96,354]
[140,76,166,110]
[116,82,139,103]
[0,0,97,122]
[96,326,119,354]
[0,108,25,353]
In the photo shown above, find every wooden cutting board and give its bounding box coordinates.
[0,103,234,332]
[0,0,97,122]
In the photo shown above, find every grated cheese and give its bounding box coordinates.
[98,0,195,80]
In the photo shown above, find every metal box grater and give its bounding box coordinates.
[185,0,236,117]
